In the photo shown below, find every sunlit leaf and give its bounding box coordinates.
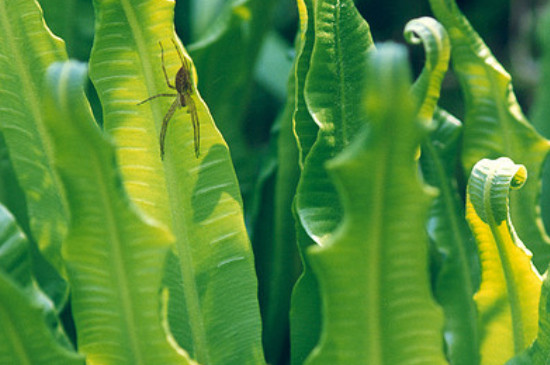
[506,270,550,364]
[404,16,450,123]
[293,0,316,167]
[45,60,196,365]
[428,0,550,271]
[296,0,374,245]
[88,0,265,363]
[404,16,480,365]
[0,0,68,281]
[466,157,542,365]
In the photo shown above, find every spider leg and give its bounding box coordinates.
[171,38,191,76]
[137,93,177,105]
[159,98,181,159]
[159,41,176,90]
[186,96,200,158]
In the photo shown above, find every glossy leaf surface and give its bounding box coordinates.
[0,0,68,276]
[289,4,319,365]
[405,17,450,123]
[429,0,550,271]
[89,0,264,363]
[296,0,374,245]
[305,44,447,365]
[293,0,316,167]
[466,157,542,365]
[506,270,550,364]
[405,16,480,365]
[0,204,83,365]
[45,61,196,365]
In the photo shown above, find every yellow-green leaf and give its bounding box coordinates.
[466,157,542,365]
[88,1,264,363]
[0,204,83,364]
[0,0,68,277]
[45,61,196,365]
[428,0,550,271]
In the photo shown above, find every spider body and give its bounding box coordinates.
[137,39,200,159]
[175,67,193,96]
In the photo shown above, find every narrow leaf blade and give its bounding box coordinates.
[89,1,265,363]
[0,0,68,277]
[296,0,374,245]
[0,204,83,365]
[428,0,550,271]
[420,109,480,365]
[45,61,195,365]
[305,44,447,365]
[466,157,542,365]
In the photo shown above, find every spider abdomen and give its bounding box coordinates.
[175,67,192,94]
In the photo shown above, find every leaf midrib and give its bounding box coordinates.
[57,63,143,364]
[118,1,210,362]
[0,2,43,151]
[0,0,66,215]
[482,167,526,352]
[334,0,348,148]
[423,139,476,298]
[364,138,391,364]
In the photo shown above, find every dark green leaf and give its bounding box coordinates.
[305,44,447,365]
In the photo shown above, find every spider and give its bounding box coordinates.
[137,39,200,159]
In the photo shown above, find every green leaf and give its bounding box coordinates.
[466,157,542,365]
[265,90,301,365]
[188,0,279,198]
[44,61,196,365]
[420,109,480,365]
[531,2,550,140]
[38,0,95,60]
[290,219,321,365]
[88,1,264,363]
[161,249,193,353]
[250,68,301,365]
[0,272,84,365]
[404,19,477,363]
[0,133,30,237]
[189,0,226,40]
[531,3,550,264]
[293,0,317,167]
[296,0,374,245]
[290,0,375,362]
[305,44,447,365]
[0,0,69,277]
[0,205,32,288]
[428,0,550,271]
[0,203,83,365]
[289,1,320,363]
[254,31,294,102]
[506,270,550,365]
[404,17,450,123]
